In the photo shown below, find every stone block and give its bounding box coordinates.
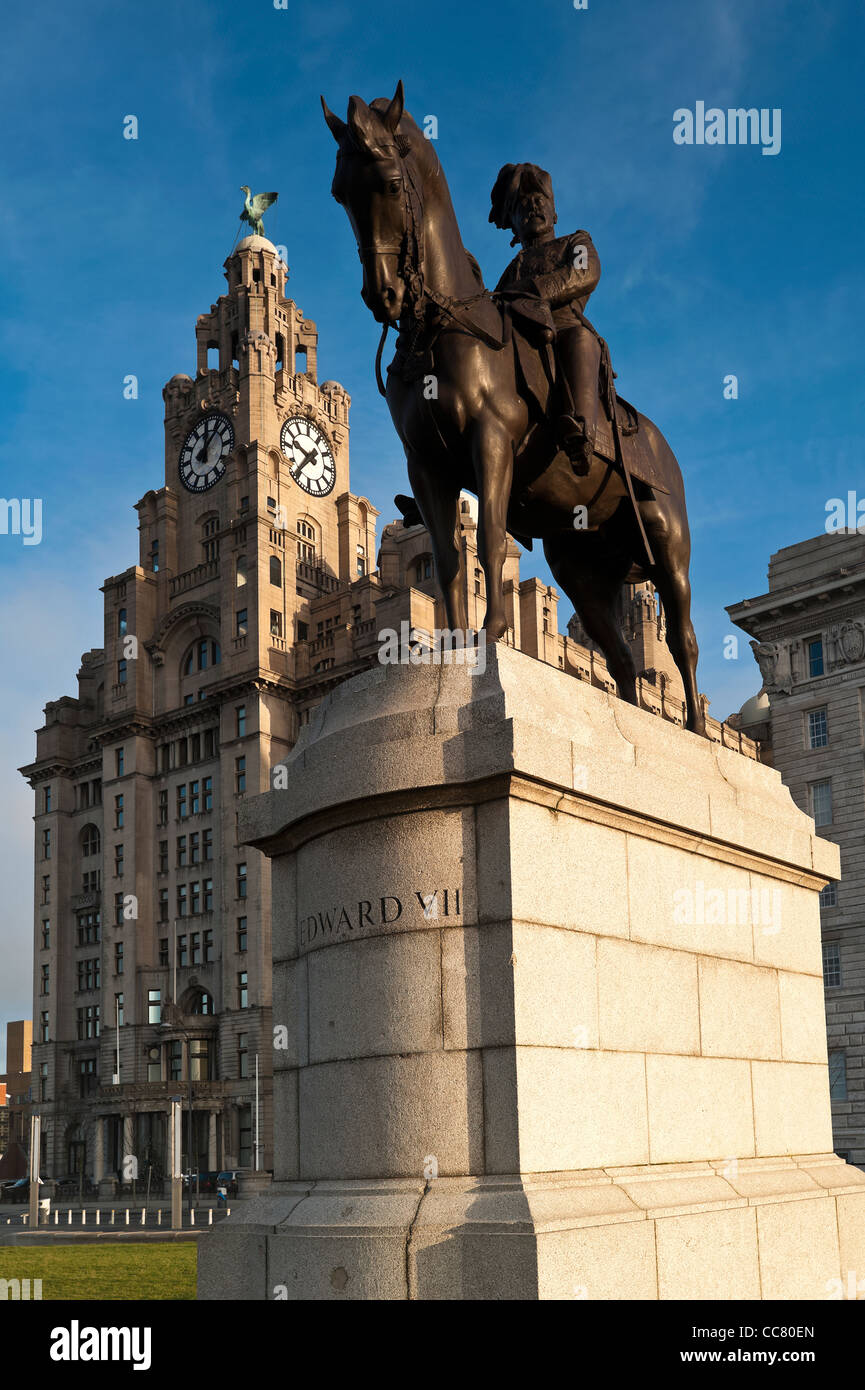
[698,956,781,1060]
[645,1055,754,1163]
[597,937,699,1055]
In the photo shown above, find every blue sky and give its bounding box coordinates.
[0,0,862,1060]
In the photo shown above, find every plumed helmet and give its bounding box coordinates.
[489,162,556,233]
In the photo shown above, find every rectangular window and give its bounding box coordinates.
[168,1039,182,1082]
[203,776,213,812]
[177,834,187,868]
[177,934,188,967]
[808,638,824,678]
[204,729,216,759]
[204,927,214,962]
[150,539,159,573]
[236,756,246,794]
[270,610,283,638]
[190,780,200,815]
[236,705,246,738]
[39,1061,48,1102]
[829,1049,847,1100]
[236,608,248,638]
[76,910,101,945]
[158,938,169,967]
[238,1032,249,1079]
[189,1038,211,1083]
[822,941,841,988]
[158,840,168,874]
[40,1011,49,1043]
[810,779,833,827]
[238,970,249,1009]
[204,877,214,913]
[41,875,50,904]
[237,917,248,952]
[115,941,124,976]
[92,778,102,804]
[114,843,124,877]
[76,958,100,992]
[42,828,51,860]
[158,788,168,826]
[43,786,52,813]
[79,1056,98,1096]
[115,794,124,828]
[177,884,188,918]
[115,992,124,1028]
[158,887,169,922]
[190,831,200,865]
[203,827,213,861]
[190,881,201,915]
[117,658,127,686]
[41,920,50,950]
[177,784,188,819]
[819,881,838,909]
[807,708,828,749]
[116,747,125,777]
[148,988,162,1025]
[40,962,50,995]
[191,931,201,965]
[237,863,247,899]
[114,891,124,926]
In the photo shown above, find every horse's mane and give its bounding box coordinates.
[368,98,485,290]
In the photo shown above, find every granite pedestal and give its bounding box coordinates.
[199,644,865,1300]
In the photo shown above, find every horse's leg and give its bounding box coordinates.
[406,454,467,633]
[652,562,705,736]
[473,424,512,641]
[544,535,637,704]
[640,498,706,737]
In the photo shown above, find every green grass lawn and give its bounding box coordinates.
[0,1242,197,1300]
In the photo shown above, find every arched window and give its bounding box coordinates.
[182,640,222,676]
[415,556,432,583]
[81,824,101,857]
[270,555,282,587]
[297,519,316,563]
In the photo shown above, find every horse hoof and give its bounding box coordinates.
[484,619,509,642]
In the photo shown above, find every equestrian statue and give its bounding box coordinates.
[322,81,706,736]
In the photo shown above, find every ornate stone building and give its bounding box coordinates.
[19,233,755,1190]
[729,530,865,1168]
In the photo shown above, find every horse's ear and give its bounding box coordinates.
[381,79,405,134]
[321,95,348,144]
[348,95,375,153]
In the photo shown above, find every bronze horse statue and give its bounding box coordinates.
[322,81,706,736]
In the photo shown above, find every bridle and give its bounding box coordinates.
[350,135,503,396]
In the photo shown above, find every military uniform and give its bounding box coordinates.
[490,164,602,473]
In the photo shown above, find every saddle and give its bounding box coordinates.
[499,299,669,497]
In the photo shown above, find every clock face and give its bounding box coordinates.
[178,413,234,493]
[281,416,336,497]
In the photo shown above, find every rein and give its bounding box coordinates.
[366,138,504,398]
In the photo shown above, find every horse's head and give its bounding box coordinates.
[322,80,425,325]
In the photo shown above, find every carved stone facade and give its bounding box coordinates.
[729,529,865,1168]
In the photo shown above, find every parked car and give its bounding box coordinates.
[4,1178,30,1203]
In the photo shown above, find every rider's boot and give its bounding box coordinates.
[558,415,595,476]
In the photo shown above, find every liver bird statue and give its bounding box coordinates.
[240,186,278,237]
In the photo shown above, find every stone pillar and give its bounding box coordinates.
[199,646,865,1301]
[208,1112,217,1170]
[92,1116,104,1183]
[122,1115,134,1181]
